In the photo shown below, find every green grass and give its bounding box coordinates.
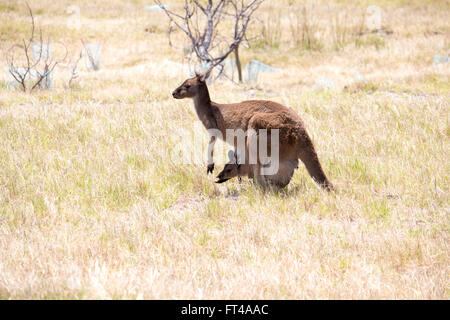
[0,0,448,299]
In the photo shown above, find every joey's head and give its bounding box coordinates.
[215,150,242,184]
[215,163,240,184]
[172,70,211,99]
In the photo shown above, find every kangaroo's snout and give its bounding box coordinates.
[215,172,230,184]
[216,168,232,183]
[215,178,230,184]
[172,89,181,99]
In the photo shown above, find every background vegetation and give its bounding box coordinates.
[0,0,448,299]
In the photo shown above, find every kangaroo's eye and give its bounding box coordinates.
[184,85,191,89]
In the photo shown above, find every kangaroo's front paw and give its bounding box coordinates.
[207,163,214,174]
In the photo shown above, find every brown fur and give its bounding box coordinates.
[172,73,334,191]
[216,158,299,190]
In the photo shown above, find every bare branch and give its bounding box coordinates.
[25,1,35,43]
[154,0,264,81]
[67,50,83,88]
[81,39,100,71]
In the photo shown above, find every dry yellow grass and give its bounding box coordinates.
[0,0,448,299]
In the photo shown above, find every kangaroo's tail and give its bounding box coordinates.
[297,139,334,192]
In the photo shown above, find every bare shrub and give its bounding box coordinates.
[155,0,265,82]
[5,3,67,92]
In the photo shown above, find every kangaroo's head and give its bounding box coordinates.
[215,150,242,184]
[172,70,210,99]
[216,163,239,183]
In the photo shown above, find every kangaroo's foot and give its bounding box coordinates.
[207,163,215,174]
[321,181,335,192]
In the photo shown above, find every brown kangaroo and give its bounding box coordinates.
[216,150,298,189]
[172,72,334,191]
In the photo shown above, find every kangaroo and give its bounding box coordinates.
[216,150,298,189]
[172,71,334,191]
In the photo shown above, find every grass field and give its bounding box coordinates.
[0,0,448,299]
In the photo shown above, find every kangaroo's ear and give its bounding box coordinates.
[200,67,212,82]
[227,150,234,163]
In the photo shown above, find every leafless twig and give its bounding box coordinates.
[67,50,83,88]
[81,39,102,71]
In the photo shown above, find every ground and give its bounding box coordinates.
[0,0,448,299]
